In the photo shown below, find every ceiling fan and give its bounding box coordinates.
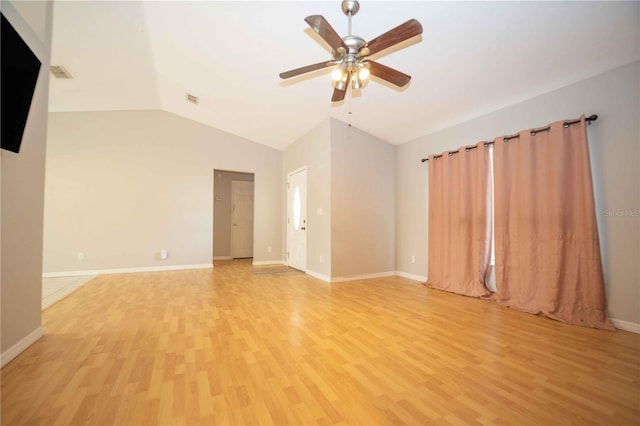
[279,0,423,102]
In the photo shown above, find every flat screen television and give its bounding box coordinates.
[1,12,42,153]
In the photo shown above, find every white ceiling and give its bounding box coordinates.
[49,1,640,150]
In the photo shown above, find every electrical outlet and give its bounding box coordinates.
[77,252,85,261]
[319,255,323,263]
[160,249,168,260]
[268,246,272,253]
[411,255,416,264]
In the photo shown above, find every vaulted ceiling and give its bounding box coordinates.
[49,1,639,150]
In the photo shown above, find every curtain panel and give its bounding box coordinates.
[492,116,614,330]
[426,142,492,297]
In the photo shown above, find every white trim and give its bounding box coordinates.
[611,318,640,334]
[213,256,233,260]
[43,264,212,278]
[287,165,308,176]
[395,271,427,282]
[252,260,286,266]
[1,326,44,367]
[331,271,396,283]
[305,270,331,283]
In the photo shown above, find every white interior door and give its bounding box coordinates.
[231,180,254,258]
[287,168,307,271]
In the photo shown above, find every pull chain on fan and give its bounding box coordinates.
[279,0,423,102]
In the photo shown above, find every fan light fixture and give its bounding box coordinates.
[358,62,370,80]
[331,58,370,90]
[279,0,423,102]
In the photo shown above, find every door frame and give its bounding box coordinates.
[286,166,307,270]
[213,169,255,262]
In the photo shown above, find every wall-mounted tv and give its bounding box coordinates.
[1,12,42,153]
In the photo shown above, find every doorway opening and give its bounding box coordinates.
[213,170,255,261]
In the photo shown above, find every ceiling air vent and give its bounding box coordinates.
[185,93,199,104]
[50,65,72,79]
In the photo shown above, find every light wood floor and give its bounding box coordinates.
[2,259,639,425]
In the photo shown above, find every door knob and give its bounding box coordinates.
[301,227,306,230]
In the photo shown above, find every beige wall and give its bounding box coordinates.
[282,118,396,279]
[213,170,254,258]
[395,62,640,324]
[1,1,52,356]
[283,120,332,277]
[44,110,282,272]
[330,119,395,277]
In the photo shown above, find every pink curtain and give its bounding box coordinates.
[427,142,492,297]
[492,116,615,330]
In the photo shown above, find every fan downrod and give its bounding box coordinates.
[341,0,359,16]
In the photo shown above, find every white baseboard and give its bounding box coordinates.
[213,256,233,260]
[395,271,427,282]
[305,270,331,283]
[43,263,213,278]
[252,260,286,266]
[331,271,396,283]
[611,318,640,334]
[1,326,44,367]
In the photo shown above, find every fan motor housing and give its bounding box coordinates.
[343,35,366,52]
[334,35,366,71]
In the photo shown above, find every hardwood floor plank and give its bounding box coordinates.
[2,259,639,425]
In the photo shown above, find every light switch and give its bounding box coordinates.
[317,208,323,216]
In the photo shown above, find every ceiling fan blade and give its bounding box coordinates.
[305,15,348,51]
[363,19,423,56]
[331,86,346,102]
[279,61,333,79]
[368,61,412,87]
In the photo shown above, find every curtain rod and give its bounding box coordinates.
[421,114,598,162]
